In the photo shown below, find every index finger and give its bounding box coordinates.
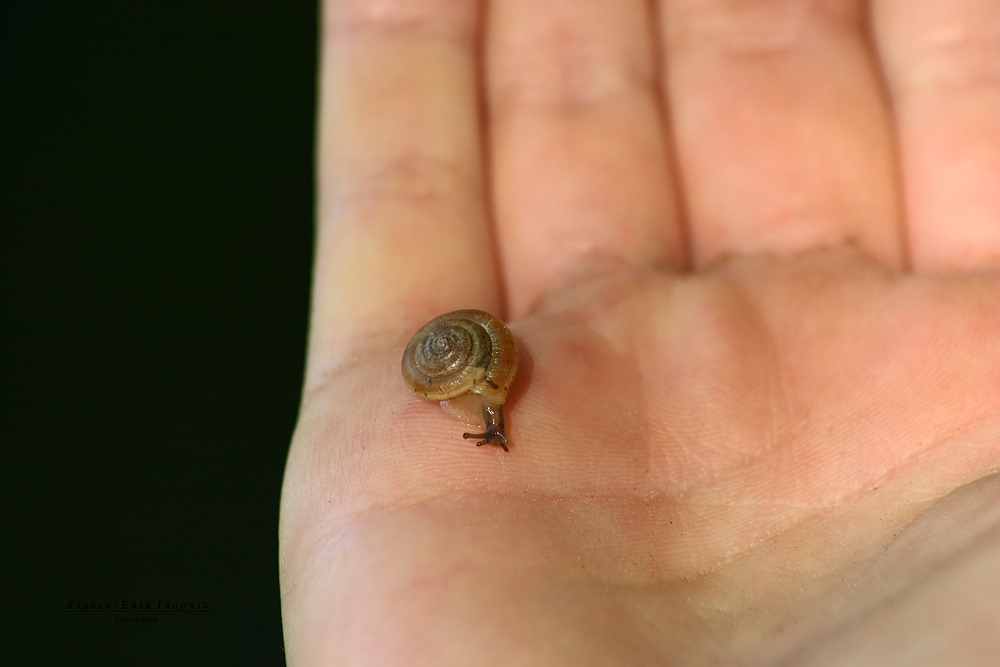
[307,0,499,389]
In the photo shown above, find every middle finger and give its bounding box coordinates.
[488,0,686,317]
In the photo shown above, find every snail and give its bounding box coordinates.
[401,310,518,451]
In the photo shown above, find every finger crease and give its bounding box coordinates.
[326,154,478,219]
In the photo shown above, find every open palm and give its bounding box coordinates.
[279,1,1000,665]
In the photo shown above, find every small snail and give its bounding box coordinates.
[401,310,518,451]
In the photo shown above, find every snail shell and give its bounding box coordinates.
[401,310,518,450]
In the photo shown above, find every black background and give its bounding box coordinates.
[4,1,315,663]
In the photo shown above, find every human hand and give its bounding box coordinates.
[279,1,1000,664]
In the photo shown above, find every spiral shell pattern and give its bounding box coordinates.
[401,310,518,403]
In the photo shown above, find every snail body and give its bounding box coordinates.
[401,310,518,451]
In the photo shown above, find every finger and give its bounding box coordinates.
[661,0,904,267]
[487,0,685,318]
[873,0,1000,271]
[309,0,498,385]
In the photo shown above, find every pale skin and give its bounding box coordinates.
[279,0,1000,664]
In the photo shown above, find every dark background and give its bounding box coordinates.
[4,1,316,663]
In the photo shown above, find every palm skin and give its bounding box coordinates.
[279,1,1000,665]
[282,252,999,664]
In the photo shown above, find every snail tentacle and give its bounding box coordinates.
[462,404,509,451]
